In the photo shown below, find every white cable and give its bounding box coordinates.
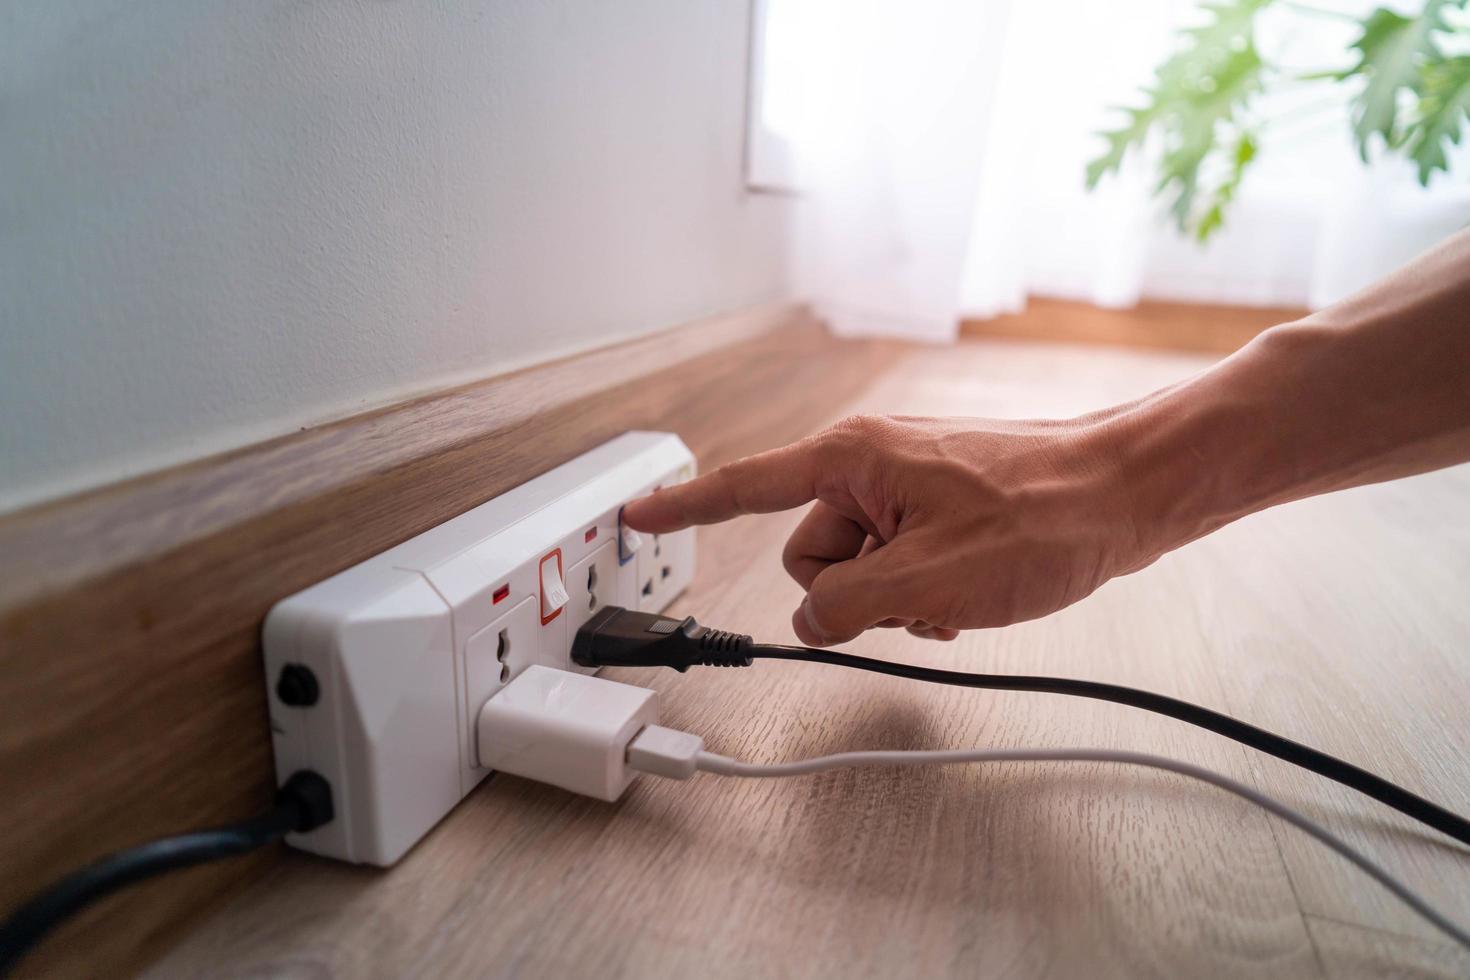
[478,672,1467,946]
[681,746,1470,950]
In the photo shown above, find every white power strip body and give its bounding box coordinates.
[263,431,696,865]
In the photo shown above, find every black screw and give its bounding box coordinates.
[276,664,319,707]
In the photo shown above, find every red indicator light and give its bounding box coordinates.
[492,584,510,604]
[584,526,598,543]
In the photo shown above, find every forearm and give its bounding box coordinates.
[1108,229,1470,560]
[626,231,1470,638]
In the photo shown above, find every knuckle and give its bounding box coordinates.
[709,462,737,486]
[780,537,805,579]
[823,415,905,471]
[709,463,748,508]
[803,589,852,640]
[830,413,891,442]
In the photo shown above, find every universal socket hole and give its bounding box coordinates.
[499,662,509,683]
[653,534,662,558]
[661,565,672,580]
[586,566,598,610]
[495,628,510,662]
[641,579,653,597]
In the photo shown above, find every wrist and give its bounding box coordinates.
[1097,329,1303,565]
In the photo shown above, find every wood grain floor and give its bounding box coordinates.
[141,337,1470,979]
[961,297,1309,355]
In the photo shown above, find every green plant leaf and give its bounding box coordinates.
[1339,2,1453,159]
[1085,0,1470,242]
[1403,54,1470,183]
[1196,130,1258,241]
[1084,0,1271,239]
[1085,108,1156,188]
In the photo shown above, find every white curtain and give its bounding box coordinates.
[757,0,1013,341]
[757,0,1470,340]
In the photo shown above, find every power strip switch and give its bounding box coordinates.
[262,431,696,865]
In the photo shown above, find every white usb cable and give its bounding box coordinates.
[479,666,1470,950]
[631,728,1470,950]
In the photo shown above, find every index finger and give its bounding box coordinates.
[622,439,826,532]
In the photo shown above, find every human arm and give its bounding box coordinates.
[623,231,1470,646]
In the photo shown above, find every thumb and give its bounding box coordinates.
[794,543,915,646]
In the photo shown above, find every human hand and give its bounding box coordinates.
[621,414,1149,646]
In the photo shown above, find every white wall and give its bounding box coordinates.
[0,0,791,514]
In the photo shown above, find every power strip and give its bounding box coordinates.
[262,431,696,865]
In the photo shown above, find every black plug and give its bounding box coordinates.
[571,606,753,671]
[278,771,334,834]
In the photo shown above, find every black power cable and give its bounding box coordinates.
[571,605,1470,849]
[0,770,332,977]
[752,643,1470,848]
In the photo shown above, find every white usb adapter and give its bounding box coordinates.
[477,665,661,801]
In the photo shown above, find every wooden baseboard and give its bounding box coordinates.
[961,296,1309,355]
[0,303,897,977]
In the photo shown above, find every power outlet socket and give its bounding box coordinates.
[262,432,695,865]
[637,530,695,613]
[568,540,620,636]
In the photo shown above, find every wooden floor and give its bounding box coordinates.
[143,338,1470,979]
[961,297,1309,355]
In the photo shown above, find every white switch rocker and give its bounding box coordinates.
[539,550,569,623]
[618,511,643,565]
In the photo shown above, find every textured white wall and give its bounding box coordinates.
[0,0,790,513]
